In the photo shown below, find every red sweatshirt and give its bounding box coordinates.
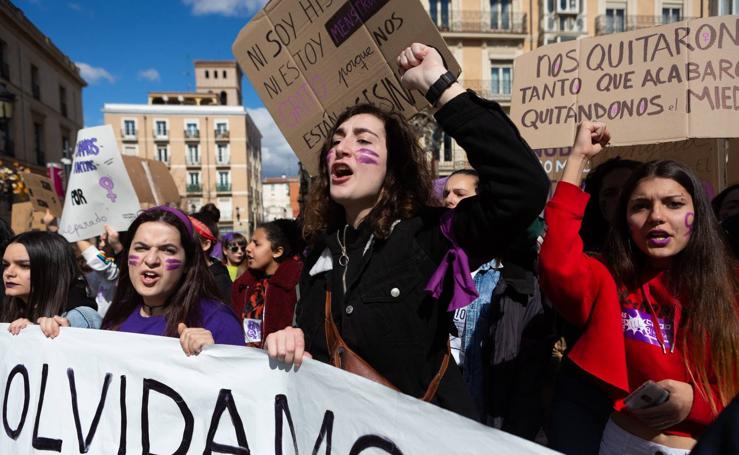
[540,182,721,438]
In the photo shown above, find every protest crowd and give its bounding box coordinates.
[1,41,738,455]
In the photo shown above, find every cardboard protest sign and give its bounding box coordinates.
[511,16,739,150]
[122,156,180,205]
[233,0,461,176]
[10,202,34,234]
[22,172,62,217]
[59,125,141,242]
[0,326,558,454]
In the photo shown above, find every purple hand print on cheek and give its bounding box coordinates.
[128,255,141,267]
[165,259,183,271]
[356,148,379,165]
[684,212,694,236]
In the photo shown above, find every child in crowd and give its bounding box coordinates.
[102,206,243,355]
[231,219,303,347]
[5,231,101,337]
[75,224,123,317]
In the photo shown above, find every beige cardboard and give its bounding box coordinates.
[122,156,180,205]
[122,155,156,204]
[22,173,63,218]
[233,0,461,176]
[11,202,34,234]
[512,16,739,150]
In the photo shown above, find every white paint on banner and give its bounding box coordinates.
[0,325,559,454]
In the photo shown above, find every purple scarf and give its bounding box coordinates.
[424,210,479,311]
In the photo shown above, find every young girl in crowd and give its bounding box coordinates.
[102,206,243,355]
[231,219,303,347]
[222,232,247,281]
[540,121,739,454]
[4,231,101,337]
[264,43,549,418]
[190,214,232,303]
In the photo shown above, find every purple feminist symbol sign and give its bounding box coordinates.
[99,176,117,202]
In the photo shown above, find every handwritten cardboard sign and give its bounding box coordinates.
[59,125,141,242]
[22,172,62,218]
[511,16,739,150]
[536,139,727,197]
[232,0,461,176]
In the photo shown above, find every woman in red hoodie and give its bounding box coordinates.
[231,219,304,347]
[541,121,739,454]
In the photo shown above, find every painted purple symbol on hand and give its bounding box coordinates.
[99,176,117,202]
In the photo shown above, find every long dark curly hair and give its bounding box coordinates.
[302,104,434,244]
[604,160,739,412]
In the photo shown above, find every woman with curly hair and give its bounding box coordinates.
[264,43,549,417]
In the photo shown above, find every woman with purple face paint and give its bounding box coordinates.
[102,207,243,356]
[264,43,549,418]
[540,122,739,454]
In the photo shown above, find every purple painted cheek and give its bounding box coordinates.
[684,212,694,236]
[356,148,380,165]
[165,259,183,271]
[128,255,141,267]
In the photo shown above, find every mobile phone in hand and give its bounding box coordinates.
[624,380,671,410]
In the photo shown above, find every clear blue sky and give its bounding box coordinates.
[17,0,298,177]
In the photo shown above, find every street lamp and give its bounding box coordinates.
[0,84,16,157]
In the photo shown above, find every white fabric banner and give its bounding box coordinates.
[59,125,141,242]
[0,325,558,454]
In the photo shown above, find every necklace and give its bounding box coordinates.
[336,224,349,293]
[142,300,170,316]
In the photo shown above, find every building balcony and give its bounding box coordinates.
[463,80,511,102]
[543,14,585,34]
[184,129,200,140]
[186,183,202,193]
[215,129,230,140]
[216,183,232,193]
[121,130,137,141]
[153,131,169,141]
[435,11,526,35]
[186,155,201,166]
[595,15,694,35]
[216,156,230,166]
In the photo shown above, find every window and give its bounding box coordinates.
[155,120,167,136]
[0,39,8,80]
[59,85,68,117]
[220,91,227,105]
[186,122,198,134]
[205,70,209,78]
[222,70,227,78]
[217,171,231,191]
[187,172,201,192]
[490,0,511,30]
[215,121,228,135]
[61,132,70,158]
[718,0,738,14]
[557,0,578,13]
[429,0,450,30]
[217,143,229,164]
[214,70,218,79]
[124,119,136,136]
[443,133,452,162]
[31,64,40,100]
[187,144,200,164]
[661,7,681,24]
[605,7,626,33]
[491,65,512,96]
[157,145,169,163]
[218,197,232,220]
[33,121,44,165]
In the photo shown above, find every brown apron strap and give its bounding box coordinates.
[324,290,448,402]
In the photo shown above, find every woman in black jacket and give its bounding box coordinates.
[265,43,549,417]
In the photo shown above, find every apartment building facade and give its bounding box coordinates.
[103,61,262,235]
[0,0,85,169]
[424,0,717,175]
[262,176,299,221]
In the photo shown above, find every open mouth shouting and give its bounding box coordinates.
[140,270,161,287]
[646,229,672,247]
[331,162,354,185]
